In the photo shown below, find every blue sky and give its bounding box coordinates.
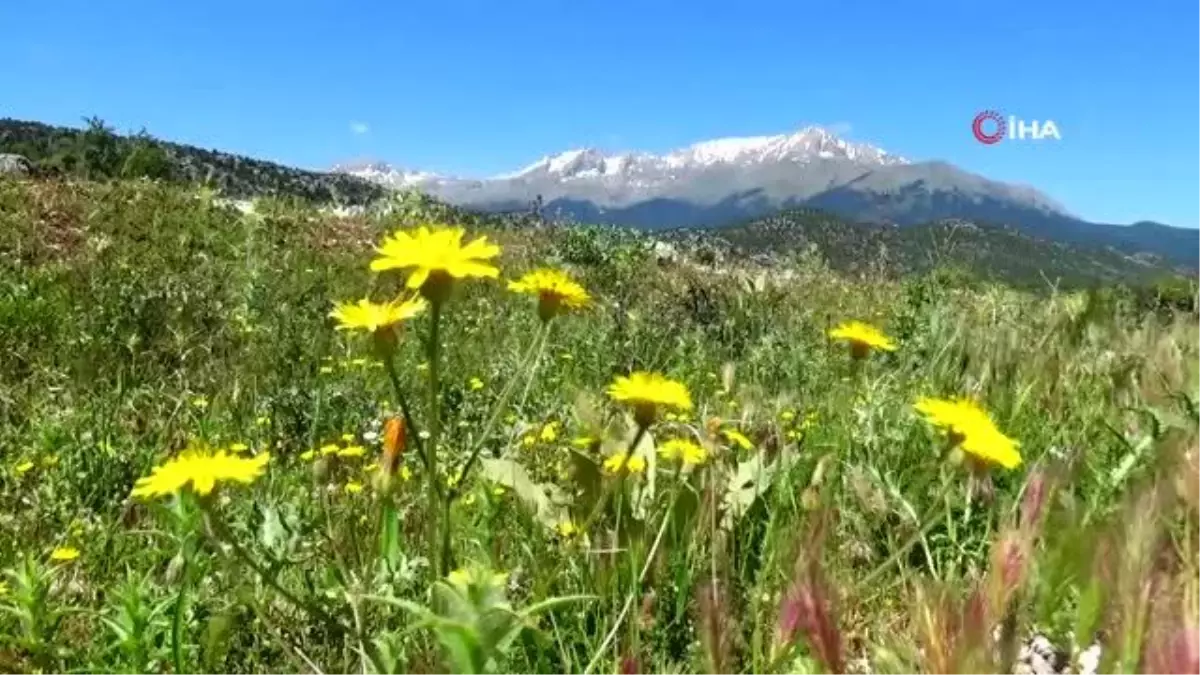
[3,0,1197,227]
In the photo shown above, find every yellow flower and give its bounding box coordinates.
[341,433,356,443]
[15,460,34,475]
[539,421,560,443]
[229,442,249,453]
[913,397,1022,469]
[463,493,477,506]
[319,366,334,375]
[507,268,591,321]
[0,581,8,596]
[338,445,367,458]
[330,296,428,333]
[41,455,59,468]
[780,410,796,422]
[130,446,271,498]
[400,466,413,481]
[572,435,598,449]
[721,428,753,451]
[658,439,708,466]
[255,416,270,427]
[299,450,316,461]
[350,358,368,367]
[469,377,485,391]
[50,546,80,562]
[344,481,364,494]
[369,226,501,301]
[602,452,647,475]
[556,520,579,537]
[521,434,537,448]
[800,412,818,431]
[319,443,340,457]
[607,371,693,427]
[446,566,508,590]
[191,397,209,410]
[828,321,897,357]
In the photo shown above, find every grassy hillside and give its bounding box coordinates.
[661,209,1190,291]
[0,176,1196,673]
[0,117,385,205]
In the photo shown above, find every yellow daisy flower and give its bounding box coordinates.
[607,371,693,427]
[299,449,316,461]
[469,377,485,391]
[369,226,501,302]
[344,481,364,494]
[555,520,579,537]
[319,443,340,457]
[337,445,367,459]
[721,428,753,451]
[657,438,708,466]
[828,321,897,358]
[15,460,34,475]
[913,397,1022,469]
[539,421,560,443]
[130,445,271,499]
[330,297,428,334]
[50,546,80,562]
[507,268,591,321]
[602,452,647,475]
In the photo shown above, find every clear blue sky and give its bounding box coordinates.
[3,0,1197,227]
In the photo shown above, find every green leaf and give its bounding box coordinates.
[379,503,400,569]
[722,449,797,528]
[478,458,567,530]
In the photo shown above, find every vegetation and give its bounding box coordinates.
[0,175,1196,673]
[0,117,385,205]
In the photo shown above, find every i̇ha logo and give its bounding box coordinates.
[972,110,1061,144]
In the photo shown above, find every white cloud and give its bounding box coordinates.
[349,121,370,135]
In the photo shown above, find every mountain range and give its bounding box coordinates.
[336,127,1198,268]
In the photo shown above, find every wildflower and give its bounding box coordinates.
[828,321,897,358]
[50,546,80,562]
[319,443,340,457]
[340,433,356,443]
[338,445,367,459]
[344,481,364,494]
[41,455,59,468]
[446,566,508,590]
[608,371,693,427]
[299,450,316,461]
[400,466,413,481]
[319,366,334,375]
[15,460,34,475]
[780,410,796,422]
[369,225,501,303]
[507,268,591,321]
[658,439,708,466]
[603,452,648,475]
[914,397,1022,469]
[556,520,579,537]
[721,428,753,451]
[0,581,8,597]
[350,358,368,367]
[521,434,537,448]
[191,397,209,410]
[130,445,271,498]
[800,412,818,431]
[330,297,428,333]
[539,421,560,443]
[469,377,484,391]
[255,416,270,427]
[229,442,249,453]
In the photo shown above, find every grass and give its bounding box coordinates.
[0,177,1196,674]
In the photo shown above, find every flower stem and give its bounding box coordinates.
[381,351,439,499]
[425,300,444,575]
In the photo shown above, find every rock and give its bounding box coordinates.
[0,153,31,176]
[1076,643,1102,675]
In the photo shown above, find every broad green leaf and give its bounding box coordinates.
[479,458,568,530]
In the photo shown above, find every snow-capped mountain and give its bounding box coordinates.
[335,125,1078,235]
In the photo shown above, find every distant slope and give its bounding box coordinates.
[662,209,1185,289]
[0,118,385,205]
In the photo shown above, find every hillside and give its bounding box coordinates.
[0,117,386,205]
[661,209,1187,290]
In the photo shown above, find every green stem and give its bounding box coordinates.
[857,477,955,590]
[171,545,192,675]
[578,423,649,542]
[425,300,444,575]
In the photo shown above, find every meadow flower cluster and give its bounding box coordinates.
[1,179,1195,675]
